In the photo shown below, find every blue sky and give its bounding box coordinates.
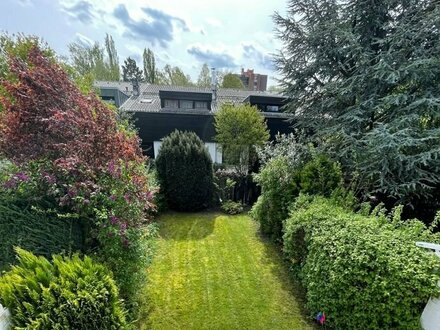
[0,0,287,86]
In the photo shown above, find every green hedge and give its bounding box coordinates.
[0,203,84,271]
[284,195,440,329]
[0,248,128,329]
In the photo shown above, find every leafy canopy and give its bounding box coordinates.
[143,48,156,84]
[221,73,245,89]
[68,33,120,81]
[197,63,211,88]
[215,103,269,171]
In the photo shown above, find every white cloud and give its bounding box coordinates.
[74,32,94,47]
[205,17,223,28]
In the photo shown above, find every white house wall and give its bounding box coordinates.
[153,141,222,164]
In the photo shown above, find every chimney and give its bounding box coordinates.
[211,67,217,101]
[132,79,140,97]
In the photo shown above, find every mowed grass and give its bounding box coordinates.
[141,212,314,330]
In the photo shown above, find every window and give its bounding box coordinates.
[266,105,279,112]
[195,101,208,109]
[164,99,178,108]
[180,100,193,109]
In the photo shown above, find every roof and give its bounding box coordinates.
[95,81,290,118]
[94,81,132,94]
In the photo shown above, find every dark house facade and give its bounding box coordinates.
[95,81,292,163]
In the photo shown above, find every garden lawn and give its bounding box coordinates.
[142,212,314,330]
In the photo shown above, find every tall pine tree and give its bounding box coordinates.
[122,57,143,82]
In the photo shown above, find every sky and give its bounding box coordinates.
[0,0,288,86]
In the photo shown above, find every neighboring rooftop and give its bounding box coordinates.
[94,81,288,117]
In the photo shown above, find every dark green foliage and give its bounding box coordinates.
[275,0,440,205]
[156,130,214,211]
[221,200,243,215]
[95,223,157,316]
[122,57,142,82]
[0,203,84,272]
[0,248,128,329]
[298,154,342,197]
[284,195,440,329]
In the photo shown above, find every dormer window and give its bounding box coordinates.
[164,99,178,108]
[266,105,279,112]
[159,89,212,111]
[195,101,208,109]
[180,100,193,109]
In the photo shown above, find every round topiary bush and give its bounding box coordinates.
[155,130,214,211]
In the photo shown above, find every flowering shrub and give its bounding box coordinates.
[0,44,156,319]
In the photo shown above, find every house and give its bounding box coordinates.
[94,81,292,163]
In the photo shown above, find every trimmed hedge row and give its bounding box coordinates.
[284,195,440,329]
[0,203,84,271]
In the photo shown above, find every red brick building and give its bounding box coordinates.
[238,68,268,91]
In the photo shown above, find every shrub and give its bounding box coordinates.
[0,248,128,329]
[0,44,157,321]
[156,130,214,211]
[283,195,440,329]
[251,156,298,240]
[0,203,84,272]
[251,154,344,241]
[95,223,157,314]
[298,154,342,197]
[221,200,244,215]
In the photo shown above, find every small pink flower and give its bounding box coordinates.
[15,172,30,182]
[110,215,119,225]
[3,178,17,189]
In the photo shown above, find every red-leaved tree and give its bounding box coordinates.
[0,46,142,171]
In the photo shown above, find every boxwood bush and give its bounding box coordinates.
[0,248,128,329]
[156,130,214,211]
[221,200,244,215]
[284,195,440,329]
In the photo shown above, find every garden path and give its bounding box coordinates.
[141,212,314,330]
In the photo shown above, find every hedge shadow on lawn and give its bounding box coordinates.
[256,229,315,327]
[158,212,216,241]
